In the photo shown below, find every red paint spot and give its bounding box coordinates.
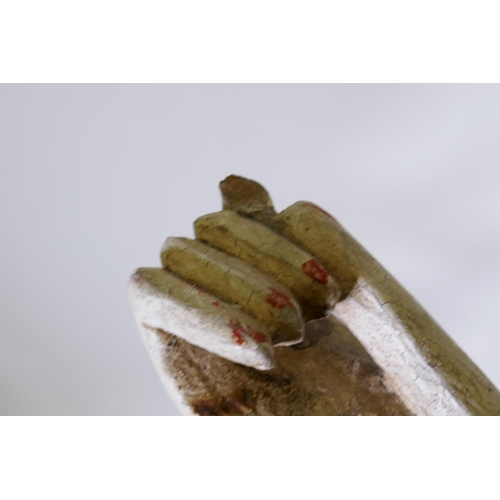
[265,287,296,310]
[232,330,245,345]
[212,301,220,307]
[230,319,246,345]
[132,274,142,284]
[302,259,330,284]
[249,331,268,344]
[229,319,268,345]
[307,202,334,220]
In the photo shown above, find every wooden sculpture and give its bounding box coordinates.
[129,175,500,415]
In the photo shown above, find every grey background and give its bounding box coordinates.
[1,84,499,415]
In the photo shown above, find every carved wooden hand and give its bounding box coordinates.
[129,176,500,415]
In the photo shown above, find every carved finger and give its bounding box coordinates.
[194,210,340,320]
[129,268,275,370]
[161,237,304,346]
[219,174,276,223]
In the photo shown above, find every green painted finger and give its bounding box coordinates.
[271,201,361,299]
[194,210,340,320]
[161,237,304,346]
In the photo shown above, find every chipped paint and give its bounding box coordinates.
[265,287,296,310]
[302,259,330,285]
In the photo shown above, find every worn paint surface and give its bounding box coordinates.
[219,174,277,223]
[272,200,500,415]
[130,175,500,415]
[138,317,410,416]
[129,267,274,370]
[194,210,340,320]
[161,237,304,346]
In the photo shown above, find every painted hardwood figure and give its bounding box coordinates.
[128,175,500,415]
